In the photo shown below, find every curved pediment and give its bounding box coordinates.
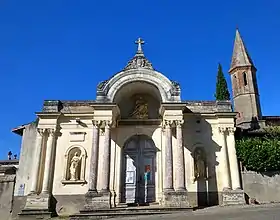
[96,38,181,103]
[96,68,181,103]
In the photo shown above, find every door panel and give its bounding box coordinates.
[139,155,155,203]
[123,136,156,204]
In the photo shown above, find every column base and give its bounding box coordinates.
[161,190,190,208]
[19,193,56,219]
[82,191,112,211]
[222,188,246,206]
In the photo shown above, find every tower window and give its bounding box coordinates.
[243,72,248,86]
[233,75,238,94]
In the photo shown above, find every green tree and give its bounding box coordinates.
[236,126,280,172]
[215,63,230,100]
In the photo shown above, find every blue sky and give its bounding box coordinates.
[0,1,279,159]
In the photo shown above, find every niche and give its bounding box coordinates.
[193,147,207,182]
[62,145,87,185]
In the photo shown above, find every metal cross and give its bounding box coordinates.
[135,37,145,52]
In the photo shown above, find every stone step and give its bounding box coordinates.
[115,203,128,208]
[18,209,54,219]
[70,211,172,220]
[71,207,193,219]
[80,207,192,213]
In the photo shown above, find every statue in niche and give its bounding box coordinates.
[193,148,207,182]
[130,96,148,119]
[69,152,82,180]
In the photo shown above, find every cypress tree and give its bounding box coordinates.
[215,63,230,100]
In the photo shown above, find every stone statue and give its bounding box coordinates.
[193,148,207,182]
[69,152,82,180]
[130,97,148,119]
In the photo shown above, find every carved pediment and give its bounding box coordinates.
[124,55,154,70]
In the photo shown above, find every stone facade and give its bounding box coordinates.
[10,37,247,219]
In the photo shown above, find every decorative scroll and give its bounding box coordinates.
[124,56,154,70]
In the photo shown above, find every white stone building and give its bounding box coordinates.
[12,34,247,218]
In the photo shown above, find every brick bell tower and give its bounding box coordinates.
[229,29,263,130]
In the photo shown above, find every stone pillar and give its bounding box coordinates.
[227,127,241,190]
[219,127,231,190]
[87,120,100,194]
[164,120,174,191]
[83,120,112,210]
[221,127,245,206]
[41,128,56,194]
[101,120,111,193]
[162,119,189,208]
[175,120,185,191]
[29,128,45,194]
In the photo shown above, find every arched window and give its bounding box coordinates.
[243,72,248,86]
[62,145,87,185]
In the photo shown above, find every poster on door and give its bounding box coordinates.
[126,171,135,184]
[144,165,151,181]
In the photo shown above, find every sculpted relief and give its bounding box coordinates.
[130,96,149,119]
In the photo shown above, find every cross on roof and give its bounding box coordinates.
[135,37,145,52]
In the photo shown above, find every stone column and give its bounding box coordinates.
[175,120,186,191]
[41,128,56,194]
[29,128,45,194]
[88,120,100,194]
[164,120,174,191]
[219,127,231,190]
[227,127,241,190]
[101,120,111,193]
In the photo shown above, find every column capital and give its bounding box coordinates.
[37,128,45,136]
[218,126,227,134]
[228,127,236,134]
[175,120,184,127]
[46,128,56,137]
[92,120,102,128]
[104,120,112,128]
[164,120,174,128]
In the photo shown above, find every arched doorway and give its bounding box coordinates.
[121,135,157,205]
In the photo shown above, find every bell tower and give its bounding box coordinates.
[229,29,262,129]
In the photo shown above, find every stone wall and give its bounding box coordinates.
[14,123,37,196]
[242,171,280,204]
[0,162,18,220]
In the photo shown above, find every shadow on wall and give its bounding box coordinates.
[183,115,221,208]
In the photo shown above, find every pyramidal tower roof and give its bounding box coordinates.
[124,38,154,70]
[230,29,255,71]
